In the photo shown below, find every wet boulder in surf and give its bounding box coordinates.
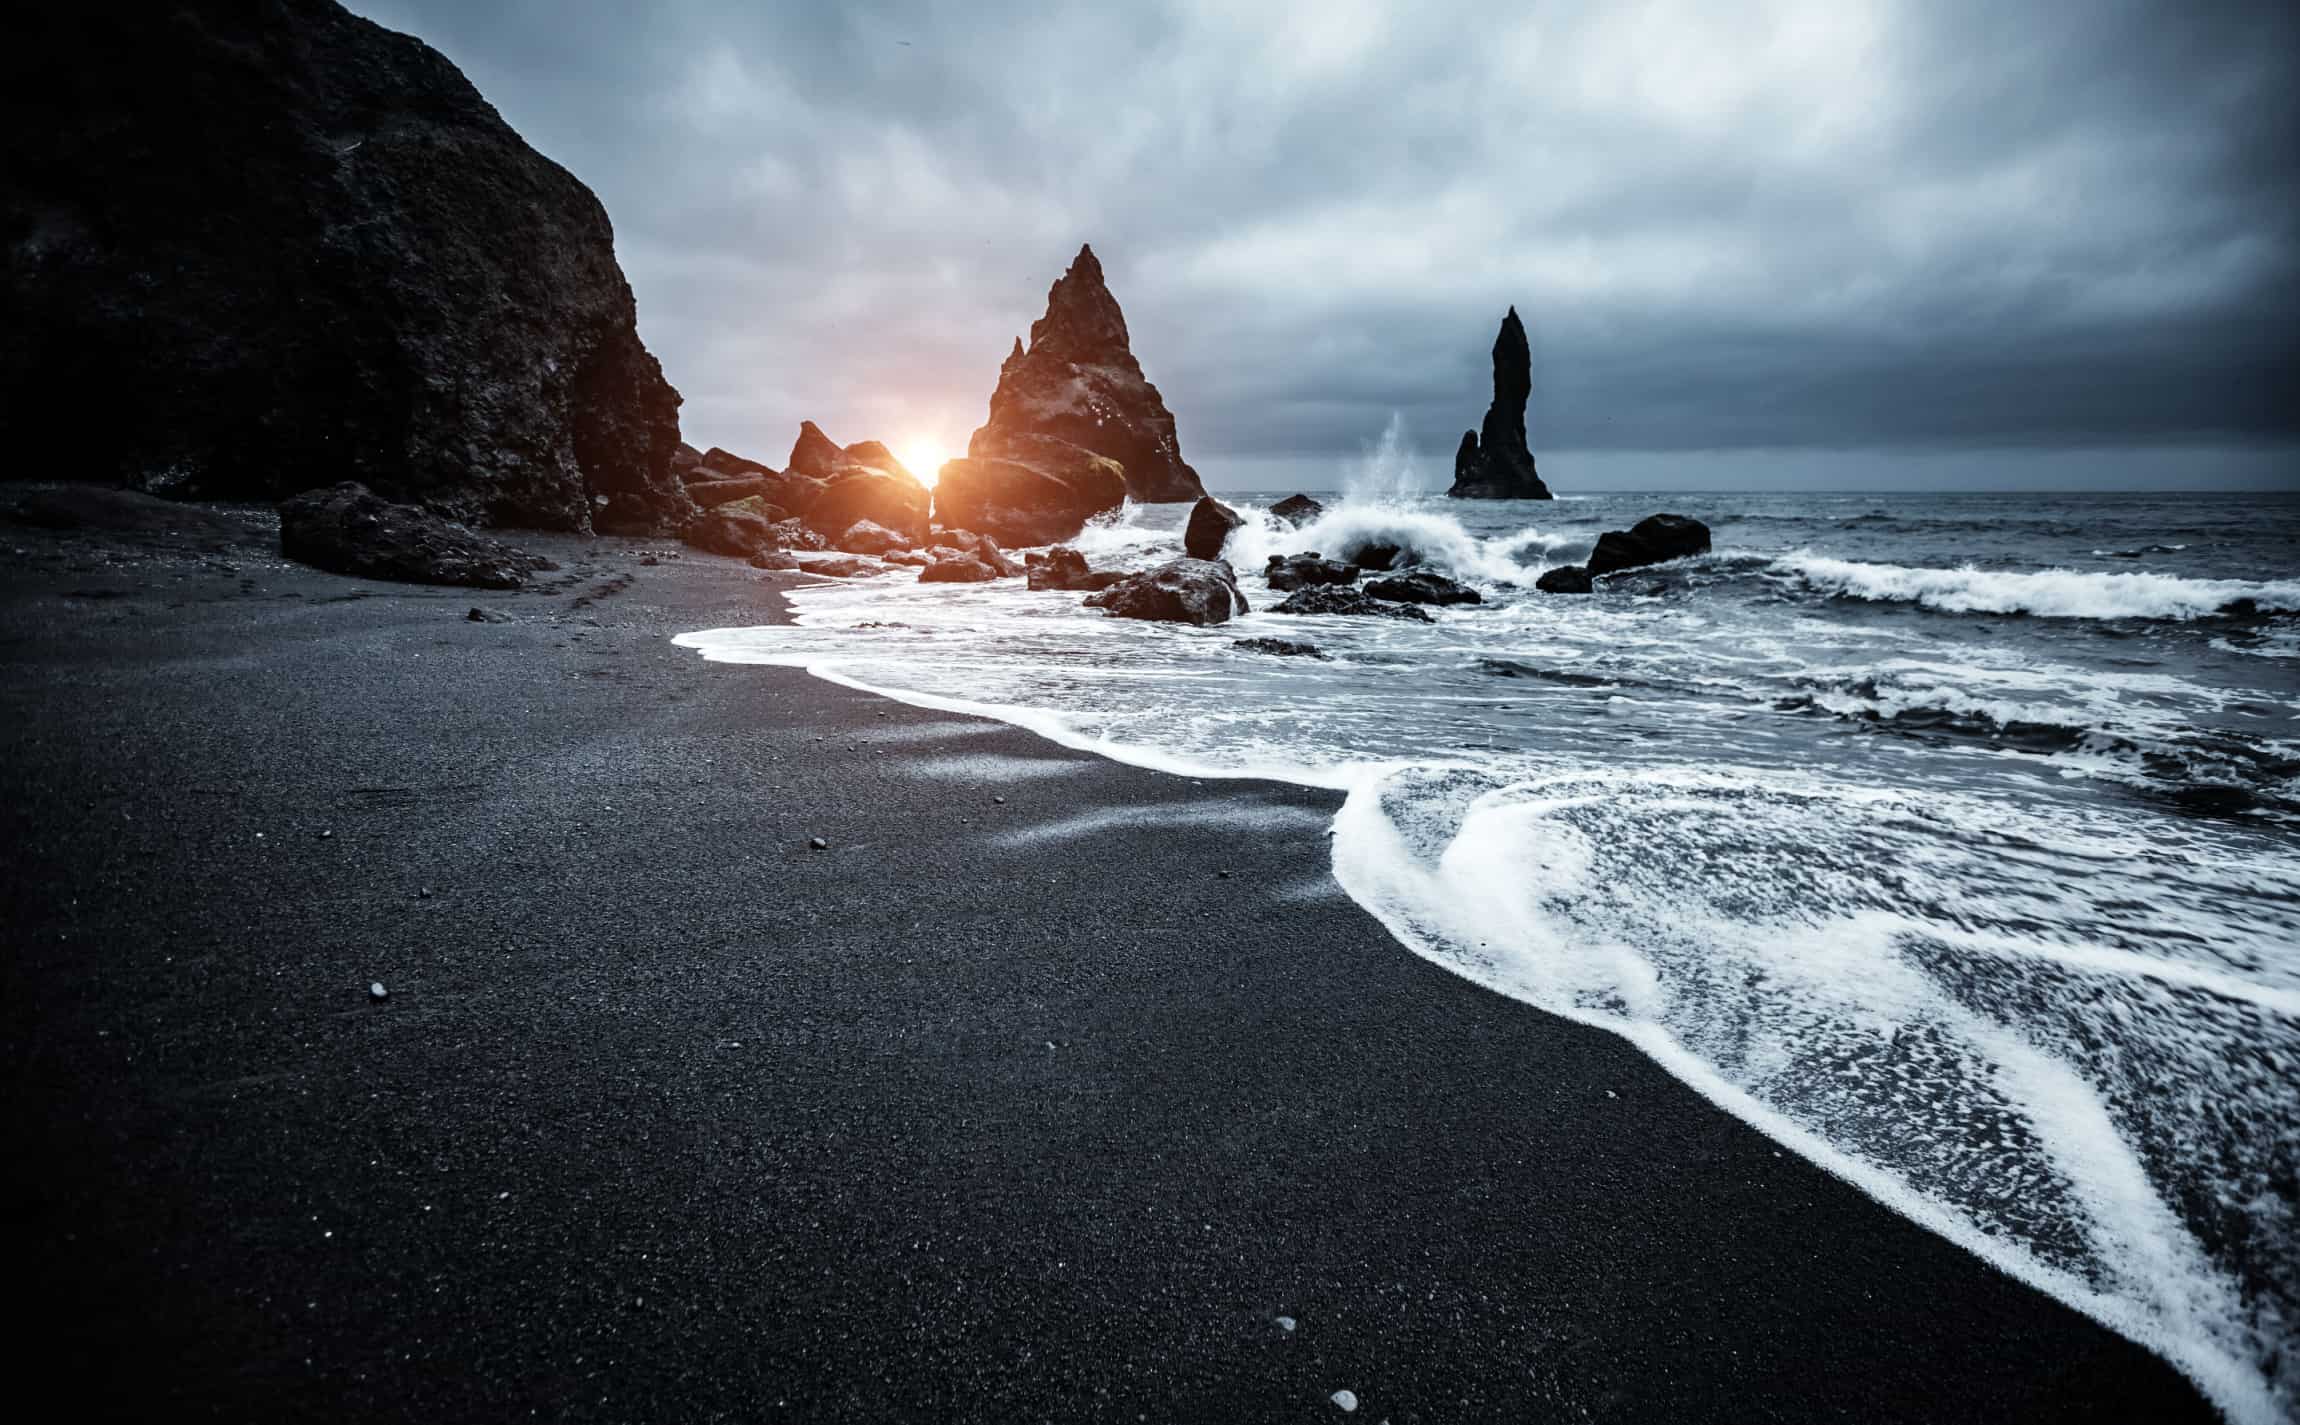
[1234,637,1328,659]
[926,528,1021,576]
[1447,308,1552,500]
[933,447,1126,547]
[1026,546,1094,591]
[965,244,1207,503]
[919,552,1001,583]
[279,482,538,589]
[1535,565,1593,594]
[1185,496,1245,560]
[1271,585,1434,622]
[1347,542,1407,572]
[6,1,689,534]
[1264,553,1361,592]
[1366,570,1483,606]
[1083,557,1248,625]
[1586,514,1711,577]
[1269,493,1325,527]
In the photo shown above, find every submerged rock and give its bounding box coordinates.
[1535,565,1594,594]
[1184,496,1245,560]
[1586,514,1712,576]
[1365,570,1482,606]
[1448,307,1552,501]
[1264,553,1361,592]
[279,482,536,589]
[1271,585,1433,622]
[1234,637,1328,659]
[1083,558,1248,625]
[1269,493,1326,527]
[963,244,1206,504]
[6,1,688,533]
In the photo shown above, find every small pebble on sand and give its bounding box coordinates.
[809,836,829,850]
[368,982,389,1002]
[1331,1389,1358,1412]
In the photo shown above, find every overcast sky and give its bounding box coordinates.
[350,0,2298,490]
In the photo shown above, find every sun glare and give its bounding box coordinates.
[899,440,948,487]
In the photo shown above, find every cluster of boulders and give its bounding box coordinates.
[1536,514,1712,595]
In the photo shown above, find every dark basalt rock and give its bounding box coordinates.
[686,477,782,510]
[748,549,800,572]
[1586,514,1713,576]
[1269,494,1326,527]
[1234,637,1328,659]
[934,443,1127,547]
[1271,585,1434,622]
[803,467,931,542]
[678,498,787,558]
[1185,496,1245,560]
[1366,570,1483,606]
[1083,558,1248,625]
[6,484,249,547]
[1264,553,1361,592]
[924,529,1020,577]
[1535,565,1594,594]
[918,554,1000,584]
[671,442,705,481]
[1348,542,1406,572]
[965,244,1206,504]
[1026,546,1090,591]
[279,482,535,589]
[1448,307,1552,501]
[787,422,849,480]
[4,1,689,533]
[796,554,884,578]
[836,519,914,556]
[698,446,772,480]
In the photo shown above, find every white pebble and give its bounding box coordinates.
[1275,1316,1296,1332]
[1331,1389,1358,1412]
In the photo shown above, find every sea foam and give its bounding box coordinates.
[1780,554,2300,620]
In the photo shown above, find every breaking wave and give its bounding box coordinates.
[1781,555,2300,621]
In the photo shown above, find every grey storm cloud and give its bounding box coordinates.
[348,0,2298,471]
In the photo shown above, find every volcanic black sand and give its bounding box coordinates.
[0,504,2215,1422]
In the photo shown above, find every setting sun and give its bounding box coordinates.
[898,439,948,487]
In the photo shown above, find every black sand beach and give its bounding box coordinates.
[0,512,2215,1422]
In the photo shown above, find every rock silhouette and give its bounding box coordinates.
[2,0,688,534]
[1448,308,1552,500]
[965,245,1206,505]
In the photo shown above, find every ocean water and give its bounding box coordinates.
[678,484,2300,1422]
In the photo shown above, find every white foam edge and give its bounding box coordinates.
[671,623,2279,1424]
[1325,773,2280,1425]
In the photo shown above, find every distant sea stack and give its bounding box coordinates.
[964,245,1207,504]
[0,0,689,535]
[1447,308,1552,500]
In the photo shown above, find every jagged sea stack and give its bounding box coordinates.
[964,245,1207,504]
[1447,307,1552,500]
[0,0,689,534]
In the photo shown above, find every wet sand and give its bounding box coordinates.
[0,506,2213,1421]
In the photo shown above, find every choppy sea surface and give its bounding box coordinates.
[679,481,2300,1421]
